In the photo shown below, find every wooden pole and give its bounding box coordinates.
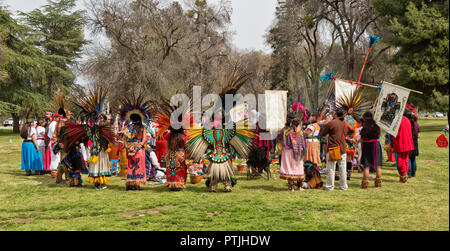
[333,78,424,94]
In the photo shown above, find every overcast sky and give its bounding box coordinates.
[2,0,277,52]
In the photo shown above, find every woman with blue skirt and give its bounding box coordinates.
[21,121,44,175]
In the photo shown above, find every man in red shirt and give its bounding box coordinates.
[390,111,414,183]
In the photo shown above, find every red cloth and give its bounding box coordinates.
[397,151,409,175]
[43,146,51,171]
[436,134,448,148]
[391,116,414,153]
[155,139,167,163]
[252,126,273,155]
[388,149,395,162]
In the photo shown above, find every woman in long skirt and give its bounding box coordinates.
[124,114,147,190]
[20,121,44,175]
[279,114,306,191]
[360,111,383,188]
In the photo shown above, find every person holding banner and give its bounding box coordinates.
[390,111,414,183]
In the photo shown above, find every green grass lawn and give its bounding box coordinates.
[0,119,448,231]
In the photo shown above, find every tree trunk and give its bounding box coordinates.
[12,113,20,134]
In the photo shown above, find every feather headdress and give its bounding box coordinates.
[292,94,308,123]
[335,87,372,122]
[153,96,191,139]
[62,86,116,163]
[73,87,107,123]
[50,90,70,117]
[220,66,252,97]
[119,93,153,123]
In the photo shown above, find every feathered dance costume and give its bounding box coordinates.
[119,94,153,190]
[61,87,116,186]
[186,68,256,192]
[335,87,372,178]
[153,97,190,191]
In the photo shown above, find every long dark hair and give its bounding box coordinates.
[361,111,380,139]
[167,132,184,152]
[20,122,32,139]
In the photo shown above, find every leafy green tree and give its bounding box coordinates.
[0,6,49,132]
[374,0,449,112]
[19,0,87,96]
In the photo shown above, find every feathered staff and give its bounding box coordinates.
[357,35,380,84]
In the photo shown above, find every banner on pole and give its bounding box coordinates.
[374,81,410,137]
[264,90,287,130]
[335,79,357,101]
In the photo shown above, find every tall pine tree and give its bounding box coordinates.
[20,0,87,96]
[374,0,449,112]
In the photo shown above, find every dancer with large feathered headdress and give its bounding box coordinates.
[186,67,257,192]
[61,87,116,189]
[153,96,190,191]
[334,87,372,181]
[119,93,153,190]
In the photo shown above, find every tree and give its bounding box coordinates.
[267,0,391,110]
[0,6,49,132]
[83,0,233,109]
[374,0,449,112]
[19,0,87,96]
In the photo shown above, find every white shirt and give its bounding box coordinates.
[26,127,37,141]
[36,126,46,147]
[47,121,57,139]
[305,123,320,142]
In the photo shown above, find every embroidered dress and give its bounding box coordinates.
[279,127,305,181]
[165,149,187,190]
[305,123,321,165]
[125,124,147,188]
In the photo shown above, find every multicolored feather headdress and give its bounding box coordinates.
[292,94,308,123]
[62,86,116,163]
[119,93,153,123]
[72,87,107,123]
[335,87,372,122]
[153,96,191,139]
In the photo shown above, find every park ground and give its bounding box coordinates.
[0,118,448,231]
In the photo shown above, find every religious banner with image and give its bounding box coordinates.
[374,81,410,137]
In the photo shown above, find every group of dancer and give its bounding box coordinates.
[20,71,420,193]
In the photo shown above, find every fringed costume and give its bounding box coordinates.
[186,68,256,192]
[119,94,153,190]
